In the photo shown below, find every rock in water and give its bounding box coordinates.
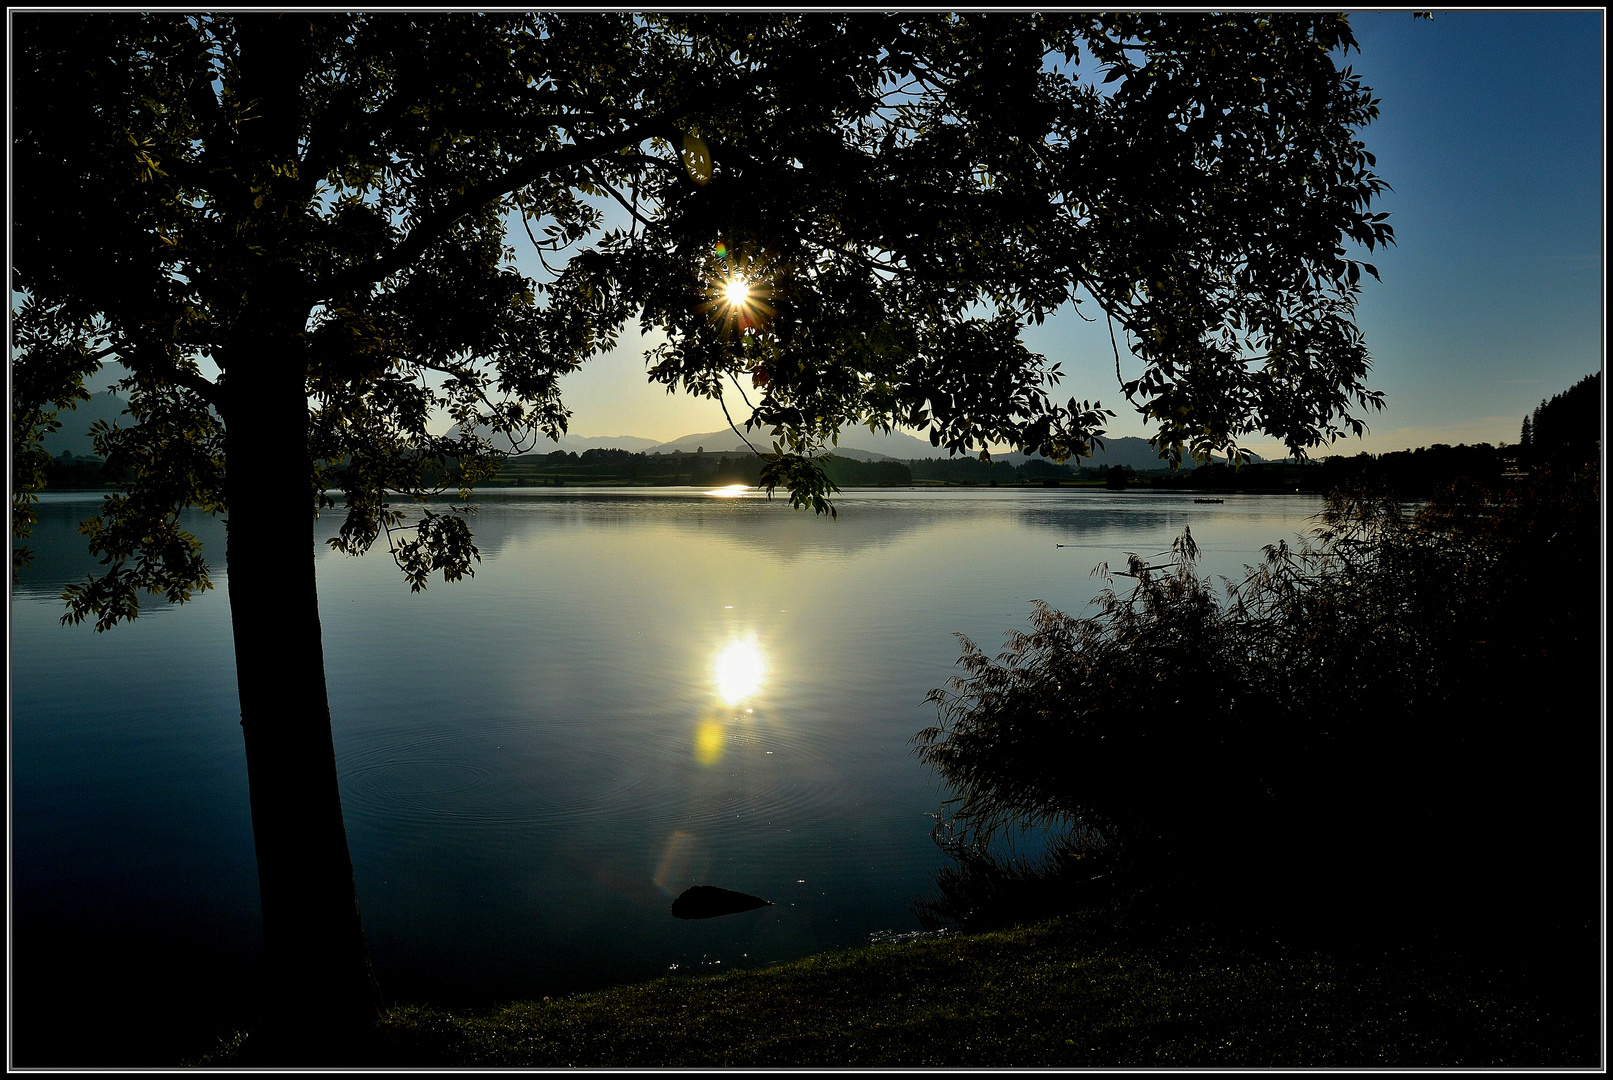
[671,885,772,919]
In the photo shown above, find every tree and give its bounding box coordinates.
[1528,371,1600,471]
[11,12,1393,1054]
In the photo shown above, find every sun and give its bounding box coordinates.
[702,260,775,336]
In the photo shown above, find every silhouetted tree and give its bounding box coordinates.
[1527,372,1600,471]
[12,12,1395,1054]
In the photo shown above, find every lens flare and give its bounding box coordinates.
[723,278,750,306]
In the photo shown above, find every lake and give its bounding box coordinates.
[10,486,1326,1060]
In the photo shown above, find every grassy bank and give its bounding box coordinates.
[205,897,1599,1068]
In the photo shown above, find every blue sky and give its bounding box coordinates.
[1323,8,1603,455]
[67,13,1601,455]
[541,10,1604,455]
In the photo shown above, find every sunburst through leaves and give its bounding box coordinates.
[710,272,774,335]
[702,241,776,337]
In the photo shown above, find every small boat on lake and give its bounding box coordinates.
[1193,498,1224,504]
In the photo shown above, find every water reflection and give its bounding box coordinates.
[694,636,769,765]
[694,716,727,765]
[653,829,709,896]
[14,486,1331,1026]
[714,637,765,704]
[433,487,1322,568]
[11,493,228,603]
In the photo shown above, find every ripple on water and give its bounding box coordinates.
[338,708,847,840]
[341,721,619,830]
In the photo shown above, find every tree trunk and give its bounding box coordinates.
[224,334,380,1057]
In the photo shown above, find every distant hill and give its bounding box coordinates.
[992,437,1263,472]
[553,432,662,453]
[451,421,1258,470]
[994,437,1179,472]
[846,432,1260,470]
[647,429,756,455]
[444,423,661,455]
[648,425,927,459]
[40,392,130,458]
[818,447,897,463]
[831,426,939,459]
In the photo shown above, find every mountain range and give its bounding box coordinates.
[50,397,1251,470]
[445,422,939,461]
[502,427,1252,470]
[38,392,131,458]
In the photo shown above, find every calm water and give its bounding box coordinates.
[11,486,1325,1044]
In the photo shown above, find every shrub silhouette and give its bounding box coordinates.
[918,466,1601,942]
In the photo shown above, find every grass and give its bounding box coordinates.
[203,895,1600,1068]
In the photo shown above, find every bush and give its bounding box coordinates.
[917,523,1281,879]
[916,466,1601,940]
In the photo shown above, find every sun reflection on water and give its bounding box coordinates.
[714,637,765,705]
[693,719,726,765]
[691,637,769,765]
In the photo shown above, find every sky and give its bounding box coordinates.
[65,12,1602,457]
[509,10,1605,457]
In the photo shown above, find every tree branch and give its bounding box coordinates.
[587,167,660,232]
[798,230,916,278]
[718,382,762,458]
[408,357,550,447]
[510,186,572,279]
[101,336,224,409]
[1107,313,1128,398]
[318,75,767,301]
[615,151,683,178]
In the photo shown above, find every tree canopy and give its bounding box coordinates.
[13,12,1392,619]
[11,13,1396,1053]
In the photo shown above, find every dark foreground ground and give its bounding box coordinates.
[194,885,1600,1069]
